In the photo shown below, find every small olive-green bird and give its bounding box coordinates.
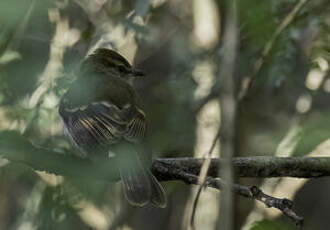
[59,48,167,208]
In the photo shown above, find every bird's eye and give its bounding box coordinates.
[118,65,127,73]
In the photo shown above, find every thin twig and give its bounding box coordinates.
[174,170,303,226]
[215,181,303,226]
[239,0,309,100]
[192,87,219,113]
[190,128,221,228]
[6,0,37,50]
[193,0,309,112]
[189,181,205,230]
[248,186,303,226]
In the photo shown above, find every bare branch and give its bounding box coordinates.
[2,131,330,225]
[162,169,303,226]
[154,157,330,178]
[190,128,220,228]
[2,131,330,179]
[248,186,303,226]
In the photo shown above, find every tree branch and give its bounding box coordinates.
[1,131,329,225]
[187,174,303,226]
[152,164,303,226]
[2,131,330,180]
[154,157,330,178]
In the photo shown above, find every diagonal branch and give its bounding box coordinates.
[159,167,303,226]
[239,0,309,100]
[190,128,221,228]
[248,186,303,226]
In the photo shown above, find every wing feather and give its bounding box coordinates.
[60,101,146,153]
[125,116,146,142]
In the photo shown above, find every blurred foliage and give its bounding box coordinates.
[293,111,330,156]
[239,0,276,48]
[249,220,294,230]
[0,0,330,229]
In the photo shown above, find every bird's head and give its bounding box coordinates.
[82,48,145,82]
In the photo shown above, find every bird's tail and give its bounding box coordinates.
[147,169,167,208]
[118,146,167,208]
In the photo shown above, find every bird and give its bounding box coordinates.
[58,48,167,208]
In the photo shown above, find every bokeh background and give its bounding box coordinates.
[1,0,330,229]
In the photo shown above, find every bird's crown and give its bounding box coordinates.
[81,48,144,79]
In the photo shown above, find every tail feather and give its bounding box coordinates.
[148,171,167,208]
[119,163,151,207]
[116,143,167,208]
[120,166,167,208]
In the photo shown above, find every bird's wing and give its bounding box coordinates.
[59,100,146,153]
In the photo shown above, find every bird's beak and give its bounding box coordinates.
[132,68,145,77]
